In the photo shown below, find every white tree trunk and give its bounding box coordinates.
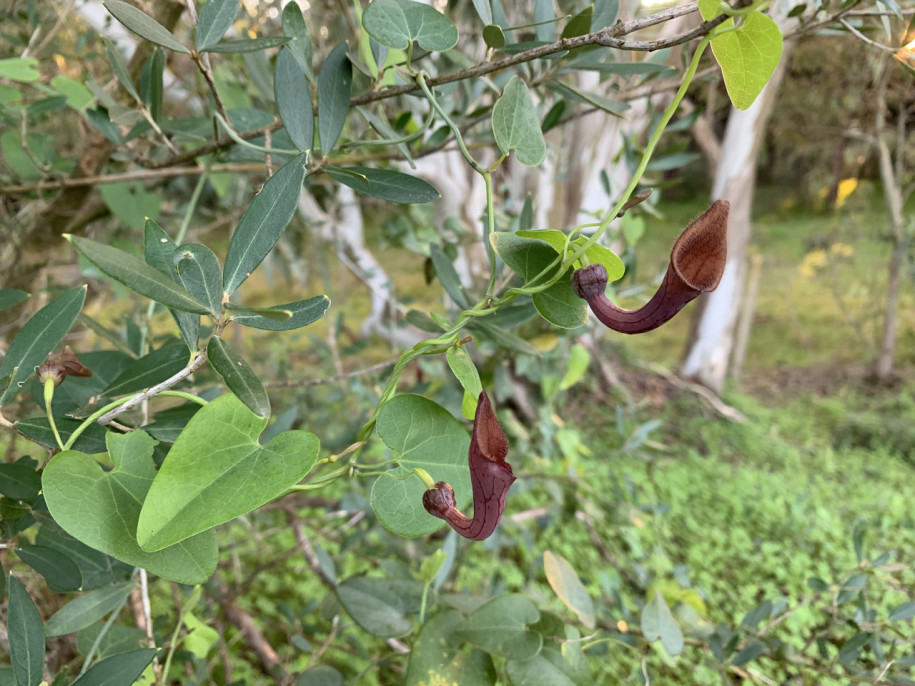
[680,8,799,391]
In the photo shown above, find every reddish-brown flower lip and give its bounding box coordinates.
[571,200,729,334]
[422,391,515,541]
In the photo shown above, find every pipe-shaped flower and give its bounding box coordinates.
[571,200,729,334]
[422,391,515,541]
[37,346,93,386]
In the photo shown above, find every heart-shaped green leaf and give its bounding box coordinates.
[456,594,543,660]
[406,610,496,686]
[490,232,586,329]
[42,430,218,584]
[517,229,625,280]
[698,4,784,110]
[363,0,459,52]
[137,394,319,551]
[492,76,546,167]
[370,395,471,537]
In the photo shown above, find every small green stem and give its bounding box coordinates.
[214,113,301,156]
[44,378,64,451]
[63,391,208,451]
[483,171,498,298]
[419,581,431,624]
[415,73,484,173]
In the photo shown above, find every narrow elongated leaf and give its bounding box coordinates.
[0,286,86,406]
[15,546,82,593]
[429,246,470,307]
[68,236,209,314]
[0,288,28,311]
[225,303,292,322]
[8,576,45,686]
[544,551,595,629]
[492,76,546,167]
[71,649,157,686]
[0,462,41,500]
[196,0,239,50]
[143,48,165,122]
[317,43,352,154]
[104,0,189,53]
[17,416,109,454]
[35,528,132,591]
[370,395,471,537]
[593,0,620,28]
[207,338,270,418]
[282,2,314,79]
[324,166,439,203]
[103,343,189,397]
[229,295,330,330]
[362,0,459,51]
[275,47,314,151]
[143,219,200,351]
[42,430,218,584]
[890,601,915,622]
[137,394,319,551]
[223,153,308,295]
[174,244,223,316]
[456,594,543,660]
[45,582,134,637]
[103,39,139,99]
[534,0,555,41]
[204,36,291,53]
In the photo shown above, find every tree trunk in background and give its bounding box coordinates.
[680,12,797,392]
[874,64,908,380]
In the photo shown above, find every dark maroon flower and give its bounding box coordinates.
[571,200,729,334]
[37,346,93,386]
[422,391,515,541]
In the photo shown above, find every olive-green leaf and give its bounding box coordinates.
[225,303,292,322]
[196,0,239,51]
[282,2,314,79]
[543,550,595,629]
[317,43,352,154]
[175,244,223,316]
[143,219,200,352]
[207,337,270,418]
[68,235,209,314]
[103,343,190,397]
[492,76,546,167]
[370,395,471,537]
[203,36,291,53]
[137,394,319,551]
[0,286,86,406]
[490,232,586,329]
[456,594,543,660]
[698,4,784,110]
[8,576,45,686]
[42,430,218,584]
[103,39,139,99]
[103,0,189,53]
[363,0,459,51]
[70,649,158,686]
[16,416,109,454]
[275,47,314,151]
[223,152,308,295]
[15,546,82,593]
[45,582,133,637]
[229,296,329,330]
[0,288,28,312]
[429,246,470,308]
[324,166,440,203]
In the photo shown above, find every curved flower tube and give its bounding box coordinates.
[422,391,515,541]
[571,200,729,334]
